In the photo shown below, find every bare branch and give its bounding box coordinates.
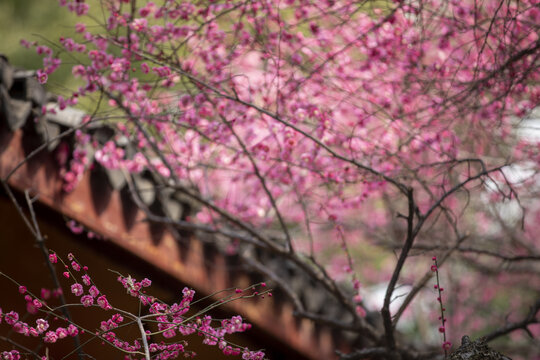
[484,299,540,342]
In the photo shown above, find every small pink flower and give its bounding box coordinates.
[67,1,89,16]
[56,327,68,339]
[49,253,57,263]
[163,327,176,338]
[82,274,91,286]
[44,330,58,343]
[442,341,452,350]
[36,69,48,84]
[67,221,84,234]
[36,319,49,334]
[18,286,27,294]
[112,314,123,323]
[131,18,148,32]
[139,295,149,306]
[72,64,86,77]
[41,288,51,300]
[13,322,29,335]
[355,305,366,317]
[71,261,81,271]
[67,324,79,336]
[63,272,70,279]
[97,295,112,310]
[1,350,20,360]
[71,283,84,297]
[36,45,51,55]
[438,326,445,333]
[139,7,151,17]
[88,285,99,298]
[32,299,43,309]
[242,350,265,360]
[53,288,63,298]
[20,39,32,48]
[81,295,94,307]
[75,23,86,33]
[5,311,19,325]
[26,302,38,315]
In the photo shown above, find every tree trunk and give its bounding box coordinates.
[450,336,512,360]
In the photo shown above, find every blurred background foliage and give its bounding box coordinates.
[0,0,76,79]
[0,0,108,111]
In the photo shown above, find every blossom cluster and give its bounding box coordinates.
[0,350,21,360]
[30,0,539,265]
[115,273,267,358]
[0,307,79,343]
[1,252,266,359]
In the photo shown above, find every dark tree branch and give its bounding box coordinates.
[338,346,391,360]
[484,299,540,342]
[381,188,415,355]
[410,243,540,262]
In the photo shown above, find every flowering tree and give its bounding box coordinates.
[2,0,540,359]
[0,240,269,360]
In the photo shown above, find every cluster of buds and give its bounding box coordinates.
[432,256,452,355]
